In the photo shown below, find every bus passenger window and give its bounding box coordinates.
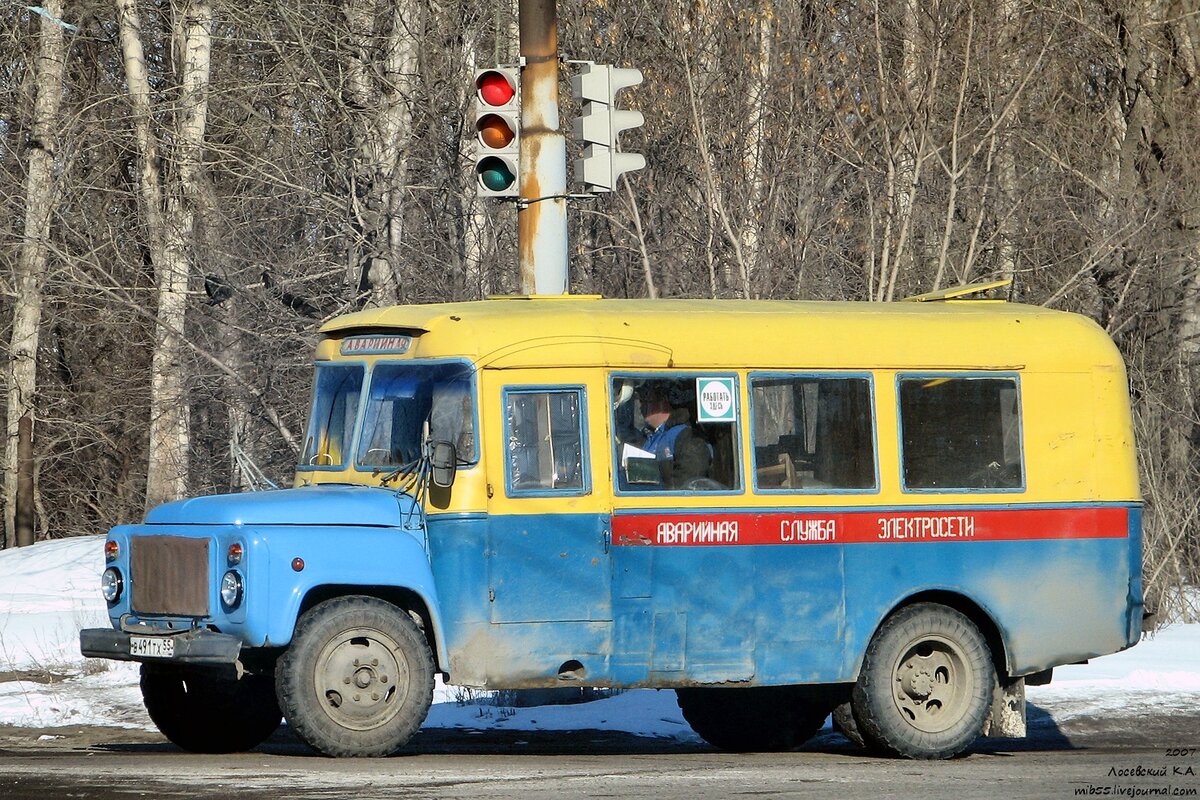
[505,389,587,494]
[750,376,876,491]
[899,376,1024,491]
[611,376,741,492]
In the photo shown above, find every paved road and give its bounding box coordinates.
[0,712,1197,799]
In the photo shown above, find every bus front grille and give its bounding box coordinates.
[131,536,210,617]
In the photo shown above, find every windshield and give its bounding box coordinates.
[356,362,476,469]
[301,364,365,467]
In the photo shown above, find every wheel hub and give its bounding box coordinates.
[315,630,408,731]
[903,668,934,700]
[353,667,375,689]
[890,634,972,734]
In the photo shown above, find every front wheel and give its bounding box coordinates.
[851,603,994,759]
[140,664,281,753]
[276,596,435,757]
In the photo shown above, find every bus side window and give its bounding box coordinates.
[611,375,741,492]
[504,388,588,495]
[898,375,1024,491]
[750,375,876,491]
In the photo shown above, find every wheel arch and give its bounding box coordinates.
[855,590,1012,682]
[297,584,446,672]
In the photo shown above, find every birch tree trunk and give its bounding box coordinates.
[344,0,421,308]
[117,0,212,511]
[881,0,923,300]
[4,0,67,547]
[739,7,773,299]
[870,0,928,301]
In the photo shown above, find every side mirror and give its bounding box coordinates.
[430,441,457,488]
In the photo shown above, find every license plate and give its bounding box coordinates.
[130,636,175,659]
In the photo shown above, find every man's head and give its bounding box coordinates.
[637,381,674,429]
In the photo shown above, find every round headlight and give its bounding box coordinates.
[220,570,243,608]
[101,568,123,604]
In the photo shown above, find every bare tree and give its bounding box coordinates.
[3,0,69,547]
[115,0,213,510]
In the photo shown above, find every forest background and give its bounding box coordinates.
[1,0,1197,619]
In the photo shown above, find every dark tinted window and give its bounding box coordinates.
[899,376,1023,490]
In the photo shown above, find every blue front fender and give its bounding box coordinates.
[241,525,447,666]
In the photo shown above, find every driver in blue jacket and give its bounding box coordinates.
[637,381,712,489]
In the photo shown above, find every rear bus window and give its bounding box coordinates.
[898,375,1023,491]
[750,375,877,491]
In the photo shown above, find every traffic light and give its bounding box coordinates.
[571,62,646,193]
[473,67,520,197]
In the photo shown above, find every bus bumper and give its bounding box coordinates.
[80,628,241,665]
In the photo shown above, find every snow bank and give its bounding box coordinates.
[0,536,110,672]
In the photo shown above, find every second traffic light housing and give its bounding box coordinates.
[571,62,646,193]
[474,68,520,198]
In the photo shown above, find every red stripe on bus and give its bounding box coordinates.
[610,507,1130,547]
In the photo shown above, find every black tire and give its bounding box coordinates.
[851,603,995,760]
[276,596,435,757]
[676,686,831,752]
[140,664,281,753]
[831,700,868,749]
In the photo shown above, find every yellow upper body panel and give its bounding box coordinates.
[318,296,1121,373]
[306,296,1138,505]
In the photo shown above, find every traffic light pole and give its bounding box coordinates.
[517,0,568,295]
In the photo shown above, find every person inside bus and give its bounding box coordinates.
[633,381,712,489]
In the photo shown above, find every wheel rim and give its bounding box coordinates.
[889,633,974,734]
[313,627,410,731]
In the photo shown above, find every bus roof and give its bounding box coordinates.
[318,296,1121,372]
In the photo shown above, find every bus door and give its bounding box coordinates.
[608,373,758,684]
[482,372,613,680]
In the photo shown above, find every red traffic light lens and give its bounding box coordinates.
[477,156,515,191]
[477,114,515,149]
[478,72,515,106]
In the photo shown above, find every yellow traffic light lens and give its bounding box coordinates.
[478,114,515,149]
[478,71,515,106]
[477,157,515,191]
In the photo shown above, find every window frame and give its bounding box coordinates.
[608,371,745,497]
[502,385,592,498]
[895,371,1027,494]
[748,371,881,495]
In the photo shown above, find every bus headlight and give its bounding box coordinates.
[220,570,243,608]
[101,568,123,604]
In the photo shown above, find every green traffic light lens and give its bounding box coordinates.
[478,157,515,191]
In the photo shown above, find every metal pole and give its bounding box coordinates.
[517,0,568,295]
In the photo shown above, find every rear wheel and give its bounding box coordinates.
[851,603,994,759]
[140,664,281,753]
[276,596,434,757]
[676,686,832,752]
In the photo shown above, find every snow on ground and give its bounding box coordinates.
[0,535,1196,740]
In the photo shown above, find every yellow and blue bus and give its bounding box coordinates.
[82,294,1142,760]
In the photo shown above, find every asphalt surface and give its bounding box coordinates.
[0,707,1197,799]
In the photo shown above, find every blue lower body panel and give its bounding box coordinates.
[426,504,1140,688]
